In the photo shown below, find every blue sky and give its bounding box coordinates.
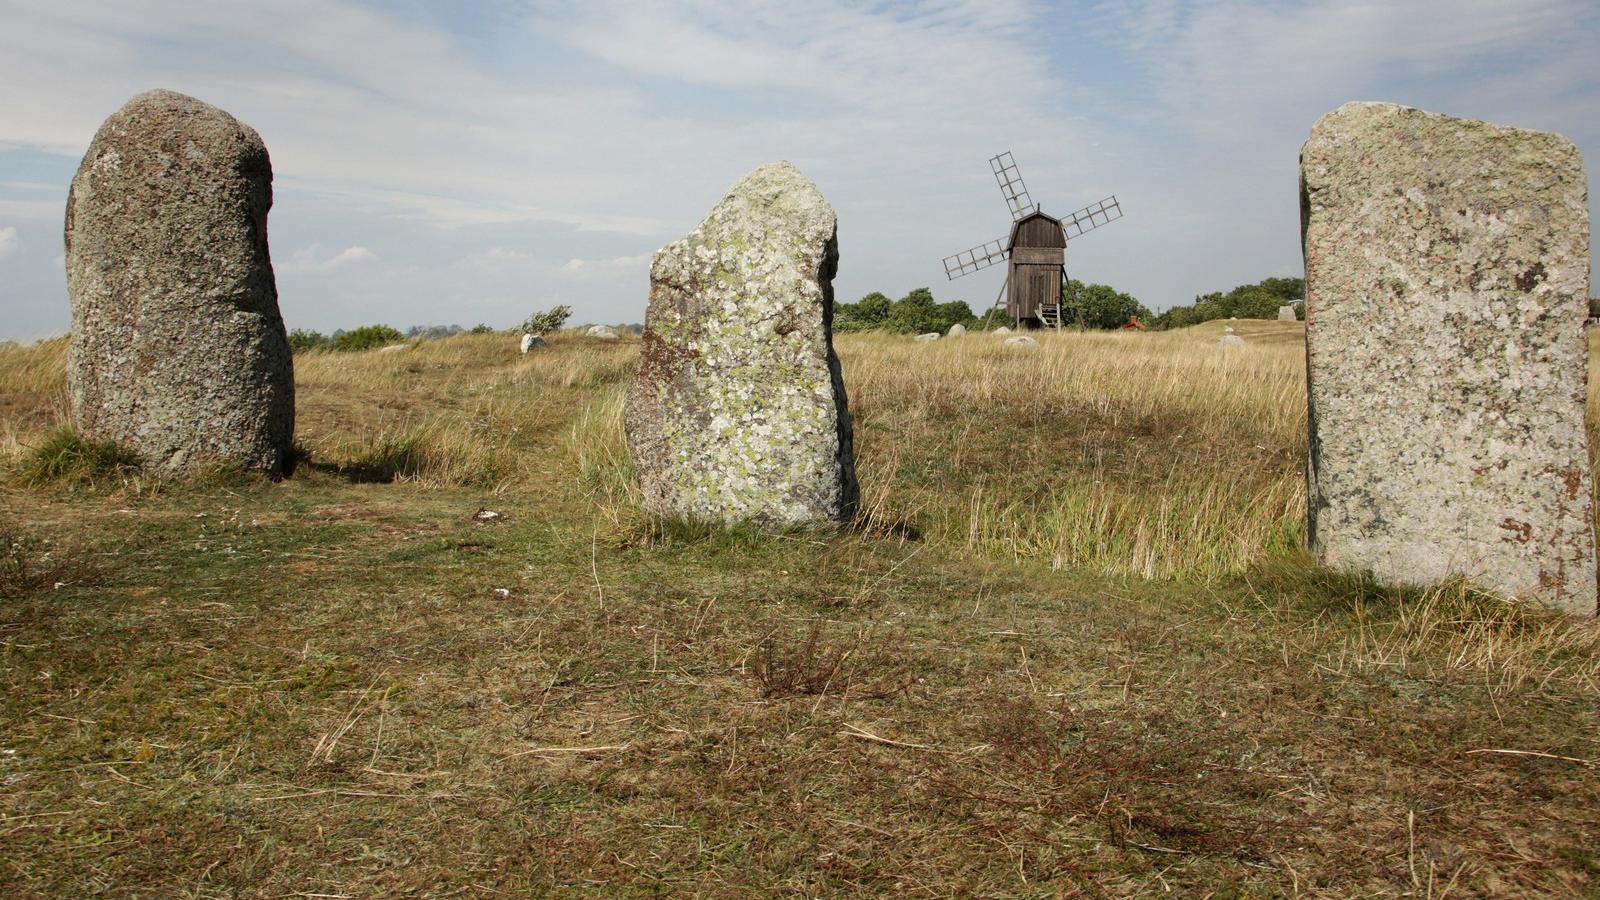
[1,0,1597,340]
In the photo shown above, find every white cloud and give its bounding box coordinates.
[560,253,653,276]
[0,226,16,257]
[0,0,1594,338]
[278,244,374,274]
[323,245,373,268]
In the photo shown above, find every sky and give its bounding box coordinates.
[1,0,1596,340]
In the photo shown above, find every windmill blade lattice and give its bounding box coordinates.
[1060,196,1123,240]
[990,152,1036,222]
[942,235,1010,280]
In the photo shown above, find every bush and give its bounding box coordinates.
[520,305,572,335]
[287,329,331,353]
[1151,277,1304,330]
[835,292,892,332]
[1065,279,1152,330]
[14,428,141,486]
[332,325,405,352]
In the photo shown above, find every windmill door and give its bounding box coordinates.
[1008,251,1061,321]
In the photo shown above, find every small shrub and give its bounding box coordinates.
[332,325,405,352]
[14,428,141,486]
[288,328,331,353]
[520,305,573,336]
[752,620,914,700]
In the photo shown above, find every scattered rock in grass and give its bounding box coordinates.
[946,323,967,337]
[1004,335,1039,347]
[1219,334,1246,348]
[1302,100,1595,615]
[472,508,504,523]
[587,325,619,340]
[626,160,858,526]
[66,89,294,475]
[520,333,544,353]
[378,343,411,353]
[915,332,940,343]
[993,326,1012,335]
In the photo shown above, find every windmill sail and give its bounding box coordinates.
[990,152,1036,222]
[1061,196,1122,240]
[942,236,1009,280]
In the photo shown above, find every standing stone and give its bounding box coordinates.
[1301,101,1594,615]
[1278,305,1297,322]
[625,161,857,526]
[947,323,967,337]
[66,90,292,475]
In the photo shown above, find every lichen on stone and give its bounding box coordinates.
[625,161,858,526]
[1301,101,1594,615]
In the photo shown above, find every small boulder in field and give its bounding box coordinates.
[915,332,940,343]
[1218,334,1247,348]
[625,161,858,526]
[587,325,619,340]
[1004,335,1039,347]
[947,323,967,337]
[378,343,412,353]
[520,333,544,354]
[993,326,1012,335]
[65,89,293,475]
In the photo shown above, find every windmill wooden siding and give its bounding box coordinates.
[1007,210,1065,321]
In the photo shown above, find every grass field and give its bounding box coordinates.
[2,322,1599,896]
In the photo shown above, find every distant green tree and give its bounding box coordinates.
[1150,276,1306,330]
[834,291,892,332]
[287,329,331,353]
[1063,279,1151,330]
[520,304,572,335]
[836,288,977,334]
[469,323,496,334]
[333,325,405,352]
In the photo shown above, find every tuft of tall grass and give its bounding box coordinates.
[837,322,1310,580]
[11,427,142,487]
[1336,577,1600,692]
[317,422,525,489]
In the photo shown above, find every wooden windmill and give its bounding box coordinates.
[941,152,1123,328]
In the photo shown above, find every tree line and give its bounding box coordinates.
[832,276,1305,333]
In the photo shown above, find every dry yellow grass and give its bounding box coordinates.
[4,322,1600,896]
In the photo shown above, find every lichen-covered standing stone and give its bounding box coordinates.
[66,89,293,474]
[625,161,857,525]
[1301,102,1594,614]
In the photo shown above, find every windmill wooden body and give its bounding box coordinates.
[942,152,1123,328]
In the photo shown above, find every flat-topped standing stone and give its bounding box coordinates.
[1301,101,1594,615]
[626,161,857,526]
[66,89,293,474]
[1278,305,1297,321]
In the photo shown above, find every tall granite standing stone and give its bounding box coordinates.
[625,161,858,526]
[66,90,293,475]
[1301,102,1594,615]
